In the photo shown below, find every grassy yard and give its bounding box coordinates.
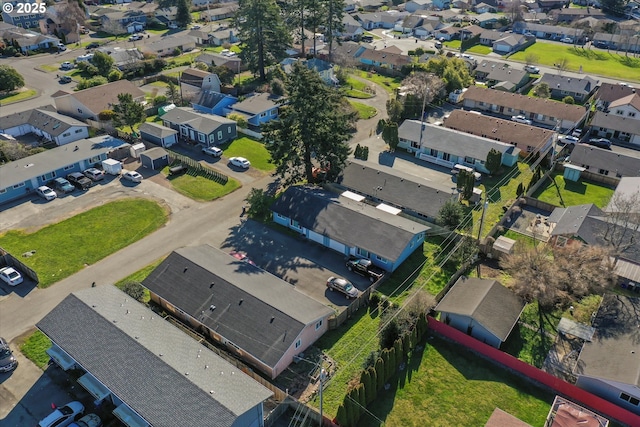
[19,330,52,370]
[349,100,378,119]
[444,40,462,49]
[465,44,493,55]
[114,258,165,303]
[359,337,553,426]
[0,199,167,288]
[161,166,241,201]
[221,136,274,171]
[510,44,640,82]
[207,45,242,54]
[353,70,402,94]
[531,172,615,209]
[343,76,375,99]
[0,89,37,106]
[40,64,59,73]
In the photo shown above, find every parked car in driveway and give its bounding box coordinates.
[346,257,385,282]
[326,277,359,299]
[559,135,579,144]
[36,185,57,201]
[511,115,532,125]
[128,33,143,41]
[229,157,250,169]
[587,138,612,149]
[0,267,23,287]
[67,172,92,190]
[560,37,574,43]
[83,167,105,181]
[60,61,73,70]
[524,65,540,73]
[59,76,72,84]
[0,337,18,373]
[52,177,75,193]
[38,401,84,427]
[122,171,143,183]
[202,146,223,157]
[86,42,100,49]
[69,413,102,427]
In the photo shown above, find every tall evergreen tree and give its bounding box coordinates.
[175,0,192,27]
[366,366,377,404]
[263,62,352,185]
[325,0,344,60]
[234,0,291,80]
[112,93,146,134]
[485,148,502,176]
[374,357,385,390]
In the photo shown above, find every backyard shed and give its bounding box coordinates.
[563,164,585,182]
[140,147,169,170]
[101,158,122,175]
[491,235,516,258]
[129,142,146,158]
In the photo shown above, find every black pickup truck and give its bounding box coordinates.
[346,257,385,282]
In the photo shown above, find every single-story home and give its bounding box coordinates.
[397,120,521,173]
[96,47,144,70]
[271,186,429,272]
[435,276,525,348]
[575,293,640,416]
[0,105,89,146]
[99,10,147,33]
[140,147,169,170]
[462,86,589,130]
[0,136,129,205]
[142,35,196,57]
[210,27,238,46]
[492,34,527,54]
[513,22,584,41]
[201,4,238,21]
[2,7,45,29]
[589,112,640,147]
[336,159,457,222]
[537,74,599,103]
[195,52,244,73]
[161,107,237,146]
[0,22,60,53]
[225,92,280,131]
[557,7,605,23]
[180,68,222,98]
[473,12,502,28]
[357,46,412,72]
[473,61,529,92]
[142,245,334,379]
[566,144,640,178]
[443,110,554,155]
[139,122,179,148]
[37,286,273,427]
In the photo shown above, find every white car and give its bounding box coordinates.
[511,115,532,125]
[60,61,73,70]
[56,43,67,51]
[36,186,57,201]
[122,171,143,183]
[83,167,105,181]
[76,53,94,62]
[0,267,23,287]
[229,157,250,169]
[560,135,579,144]
[191,25,201,30]
[38,401,84,427]
[128,34,143,41]
[202,146,223,157]
[168,23,178,29]
[524,65,540,73]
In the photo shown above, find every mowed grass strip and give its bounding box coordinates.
[0,199,167,288]
[162,166,241,201]
[531,173,615,209]
[19,330,52,370]
[359,337,553,427]
[349,100,378,119]
[221,136,275,171]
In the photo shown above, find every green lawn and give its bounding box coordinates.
[359,337,553,426]
[114,258,165,303]
[353,70,402,94]
[207,45,242,54]
[161,166,241,201]
[444,40,462,49]
[349,100,378,119]
[465,44,493,55]
[343,76,375,99]
[531,173,615,209]
[19,330,52,370]
[221,136,274,172]
[510,43,640,82]
[40,64,59,73]
[0,89,38,106]
[0,199,167,288]
[149,81,170,88]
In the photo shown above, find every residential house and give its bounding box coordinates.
[0,105,89,146]
[435,277,525,348]
[538,0,570,10]
[397,120,521,172]
[161,107,237,146]
[339,14,365,40]
[430,0,451,8]
[139,122,179,148]
[154,6,177,26]
[0,22,59,53]
[52,80,145,122]
[180,68,222,98]
[574,294,640,416]
[537,74,599,103]
[522,11,550,23]
[201,4,238,21]
[395,15,424,33]
[336,160,457,222]
[0,136,129,205]
[513,22,584,41]
[99,10,146,33]
[556,7,605,23]
[474,2,497,12]
[142,35,196,56]
[607,94,640,119]
[460,24,484,40]
[344,0,357,12]
[405,0,435,12]
[429,8,464,22]
[2,7,45,29]
[39,5,80,44]
[479,29,506,45]
[359,0,391,11]
[594,82,638,110]
[493,34,527,53]
[193,91,238,116]
[473,61,530,92]
[414,21,442,39]
[462,86,589,130]
[355,12,406,30]
[210,27,238,46]
[358,46,412,73]
[567,144,640,177]
[271,186,429,272]
[139,147,169,170]
[37,286,273,427]
[195,52,244,73]
[97,47,144,70]
[225,92,280,131]
[317,41,365,63]
[282,58,338,86]
[142,245,334,380]
[189,29,212,45]
[443,110,554,155]
[474,12,502,28]
[589,113,640,146]
[434,25,461,40]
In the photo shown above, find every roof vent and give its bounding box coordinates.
[24,163,34,168]
[210,305,216,311]
[239,299,243,305]
[270,316,275,323]
[74,145,79,151]
[210,282,215,288]
[183,267,188,273]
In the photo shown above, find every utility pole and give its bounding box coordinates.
[318,368,327,427]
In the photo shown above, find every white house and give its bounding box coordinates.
[0,106,89,145]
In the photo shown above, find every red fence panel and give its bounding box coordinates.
[428,316,640,426]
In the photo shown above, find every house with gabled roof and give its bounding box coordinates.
[574,293,640,416]
[139,122,179,148]
[474,12,502,28]
[594,82,638,110]
[52,80,145,122]
[37,285,274,427]
[405,0,435,12]
[0,22,59,53]
[96,46,144,70]
[435,277,525,348]
[443,110,553,155]
[607,94,640,119]
[358,46,412,73]
[473,61,529,92]
[99,9,146,33]
[513,22,584,40]
[567,143,640,177]
[537,74,599,103]
[355,11,407,30]
[162,107,236,146]
[589,112,640,147]
[142,245,334,380]
[557,7,605,23]
[271,186,429,272]
[398,120,521,173]
[462,86,589,130]
[2,6,45,29]
[0,105,89,145]
[143,35,196,57]
[339,14,364,40]
[193,91,238,116]
[460,24,484,40]
[493,34,527,53]
[225,92,280,131]
[201,4,238,21]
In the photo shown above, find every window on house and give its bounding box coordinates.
[13,183,25,189]
[356,248,370,258]
[181,127,188,136]
[411,141,420,149]
[77,109,83,114]
[598,169,609,176]
[375,255,388,263]
[629,112,636,117]
[62,132,70,137]
[198,133,205,142]
[442,152,450,161]
[620,393,640,406]
[464,156,475,164]
[429,148,437,157]
[526,145,534,152]
[40,172,56,181]
[275,213,286,220]
[217,131,223,140]
[64,165,74,170]
[315,320,323,330]
[295,339,302,349]
[228,126,232,133]
[260,112,267,118]
[616,109,624,115]
[290,219,301,230]
[75,129,83,133]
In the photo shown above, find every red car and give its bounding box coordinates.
[230,251,256,266]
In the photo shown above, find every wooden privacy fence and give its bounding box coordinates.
[167,150,229,185]
[0,247,39,283]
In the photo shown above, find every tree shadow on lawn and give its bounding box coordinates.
[502,324,554,369]
[562,179,587,195]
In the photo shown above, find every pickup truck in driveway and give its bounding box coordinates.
[346,257,385,282]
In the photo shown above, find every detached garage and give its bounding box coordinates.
[140,147,169,170]
[139,122,178,148]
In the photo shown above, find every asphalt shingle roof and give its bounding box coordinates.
[52,80,145,117]
[270,186,429,261]
[161,107,235,134]
[594,82,637,105]
[139,122,178,139]
[36,286,273,427]
[142,245,333,370]
[0,105,87,137]
[569,143,640,177]
[230,92,280,115]
[539,74,599,96]
[435,277,525,342]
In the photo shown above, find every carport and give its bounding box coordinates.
[77,373,110,404]
[113,405,148,427]
[45,345,75,371]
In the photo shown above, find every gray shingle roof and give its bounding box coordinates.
[398,120,521,159]
[0,136,129,189]
[142,245,333,370]
[140,147,168,161]
[270,186,429,261]
[337,160,455,218]
[591,112,640,136]
[161,107,235,134]
[230,92,280,115]
[576,293,640,386]
[139,122,178,139]
[52,80,145,117]
[435,277,525,342]
[36,286,273,427]
[569,143,640,177]
[539,74,599,96]
[0,105,88,137]
[594,82,637,105]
